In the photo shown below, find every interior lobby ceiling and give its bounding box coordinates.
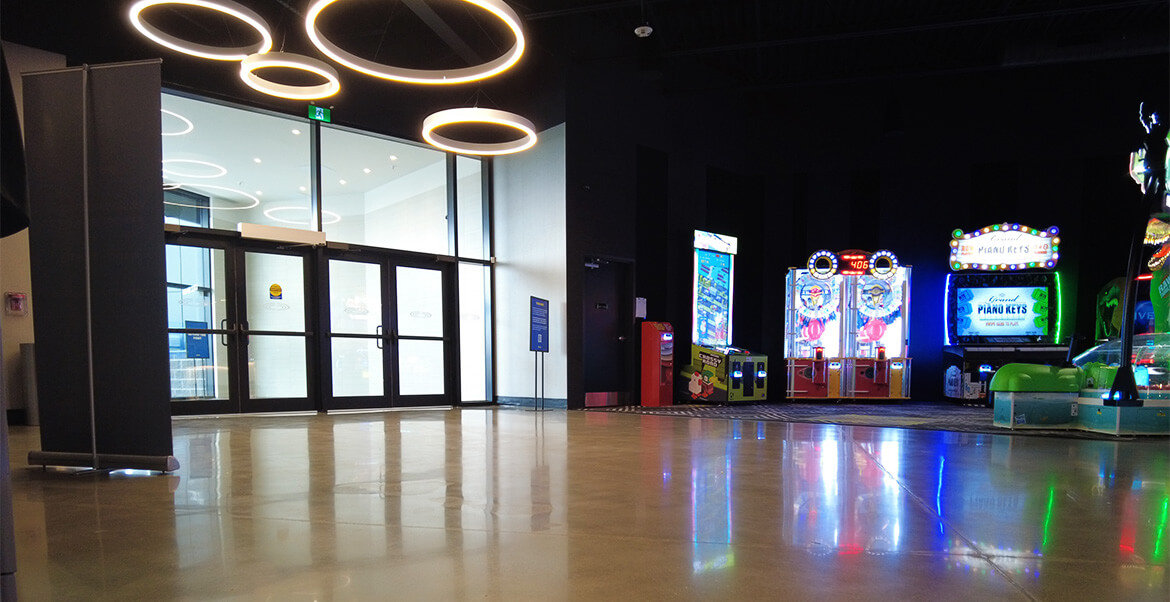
[2,1,1167,134]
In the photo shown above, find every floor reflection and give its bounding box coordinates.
[8,408,1168,599]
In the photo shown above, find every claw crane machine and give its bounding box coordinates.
[785,249,911,399]
[680,230,768,402]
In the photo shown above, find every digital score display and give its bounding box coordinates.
[839,253,868,276]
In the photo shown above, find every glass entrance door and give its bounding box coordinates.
[166,243,314,414]
[325,253,457,409]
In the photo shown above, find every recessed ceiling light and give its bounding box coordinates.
[362,167,371,174]
[292,129,302,135]
[255,190,263,196]
[253,157,262,163]
[339,179,347,185]
[298,185,307,192]
[389,155,398,161]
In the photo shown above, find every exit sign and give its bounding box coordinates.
[308,106,331,122]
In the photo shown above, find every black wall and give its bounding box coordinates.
[565,53,1168,403]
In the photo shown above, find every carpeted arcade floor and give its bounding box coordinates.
[587,401,1153,440]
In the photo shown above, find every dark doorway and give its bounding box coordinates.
[582,258,634,406]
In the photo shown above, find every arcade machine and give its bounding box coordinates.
[784,249,911,399]
[680,230,768,403]
[941,223,1067,403]
[988,108,1169,435]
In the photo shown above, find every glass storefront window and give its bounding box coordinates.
[459,263,490,402]
[320,127,449,254]
[162,93,312,232]
[456,156,485,259]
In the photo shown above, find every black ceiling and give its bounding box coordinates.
[2,0,1166,136]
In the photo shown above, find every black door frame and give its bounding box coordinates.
[165,230,319,415]
[319,243,461,411]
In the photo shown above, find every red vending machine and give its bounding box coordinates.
[641,322,674,406]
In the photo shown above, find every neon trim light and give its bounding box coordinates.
[950,223,1060,270]
[1054,271,1063,343]
[943,273,952,346]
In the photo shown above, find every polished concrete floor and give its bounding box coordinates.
[7,408,1169,600]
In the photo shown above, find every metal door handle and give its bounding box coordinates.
[376,325,383,349]
[219,319,229,346]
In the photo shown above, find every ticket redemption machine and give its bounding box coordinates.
[785,249,911,399]
[680,230,768,403]
[942,223,1067,403]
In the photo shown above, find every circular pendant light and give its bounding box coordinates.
[305,0,525,85]
[128,0,273,61]
[422,107,536,156]
[164,183,260,210]
[240,52,341,100]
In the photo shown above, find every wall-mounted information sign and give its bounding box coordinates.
[950,223,1060,270]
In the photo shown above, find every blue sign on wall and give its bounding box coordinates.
[185,320,210,359]
[530,297,549,352]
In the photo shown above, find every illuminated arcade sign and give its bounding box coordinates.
[949,223,1060,271]
[694,230,738,255]
[807,249,899,280]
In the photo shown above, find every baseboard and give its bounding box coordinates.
[497,396,568,409]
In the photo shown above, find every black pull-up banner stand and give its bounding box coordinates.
[23,60,177,472]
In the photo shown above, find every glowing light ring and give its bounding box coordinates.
[807,250,838,279]
[868,249,900,280]
[128,0,273,61]
[163,183,260,210]
[162,159,226,179]
[162,182,181,190]
[305,0,525,85]
[161,109,193,136]
[240,52,341,100]
[422,107,537,156]
[263,206,342,225]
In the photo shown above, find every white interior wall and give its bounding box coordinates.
[492,124,568,401]
[1,41,66,415]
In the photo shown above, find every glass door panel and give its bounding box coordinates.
[392,264,448,404]
[247,335,309,399]
[396,267,444,337]
[166,244,232,405]
[327,259,387,406]
[397,339,445,395]
[240,251,312,411]
[331,337,384,397]
[245,252,306,332]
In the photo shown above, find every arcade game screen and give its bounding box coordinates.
[955,285,1049,338]
[693,248,732,347]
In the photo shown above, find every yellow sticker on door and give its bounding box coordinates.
[269,283,282,300]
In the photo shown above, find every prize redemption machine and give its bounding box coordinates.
[942,223,1067,404]
[785,249,911,399]
[680,230,768,403]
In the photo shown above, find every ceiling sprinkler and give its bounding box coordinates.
[634,23,653,38]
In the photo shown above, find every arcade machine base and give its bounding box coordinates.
[681,344,768,403]
[787,358,910,400]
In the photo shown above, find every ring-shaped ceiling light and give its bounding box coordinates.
[240,52,341,100]
[162,159,227,178]
[128,0,273,61]
[264,206,342,225]
[161,109,194,136]
[305,0,525,85]
[422,107,536,156]
[164,183,260,210]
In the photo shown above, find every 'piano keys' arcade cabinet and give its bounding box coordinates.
[785,249,911,399]
[681,230,768,402]
[942,223,1067,403]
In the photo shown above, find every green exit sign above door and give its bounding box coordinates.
[308,106,331,123]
